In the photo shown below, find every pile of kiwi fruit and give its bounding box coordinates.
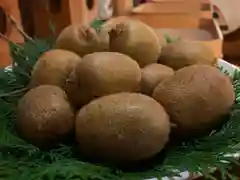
[16,18,235,165]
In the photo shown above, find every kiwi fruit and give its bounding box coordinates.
[55,25,108,57]
[67,52,141,107]
[98,16,133,50]
[158,40,216,70]
[96,27,110,51]
[16,85,75,148]
[109,19,161,67]
[30,49,81,88]
[102,16,129,29]
[152,65,235,136]
[75,92,170,164]
[64,69,91,108]
[140,63,174,96]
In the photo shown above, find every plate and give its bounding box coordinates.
[4,59,239,180]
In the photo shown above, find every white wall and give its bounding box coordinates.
[98,0,113,20]
[211,0,240,34]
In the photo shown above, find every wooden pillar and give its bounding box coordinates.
[112,0,133,16]
[28,0,99,38]
[0,0,23,67]
[18,0,35,37]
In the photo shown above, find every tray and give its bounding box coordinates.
[3,59,239,180]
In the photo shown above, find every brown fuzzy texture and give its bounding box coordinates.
[158,41,217,70]
[102,16,128,29]
[69,52,141,107]
[55,25,108,57]
[152,65,235,136]
[30,49,81,88]
[96,18,126,51]
[96,27,110,51]
[75,93,170,164]
[140,63,174,96]
[64,70,92,108]
[109,19,161,67]
[98,17,135,50]
[16,85,75,149]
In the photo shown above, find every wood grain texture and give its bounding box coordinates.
[0,0,23,67]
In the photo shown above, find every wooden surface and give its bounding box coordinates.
[223,28,240,66]
[18,0,99,38]
[0,0,239,67]
[0,0,23,67]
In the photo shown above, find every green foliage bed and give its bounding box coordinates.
[1,37,240,180]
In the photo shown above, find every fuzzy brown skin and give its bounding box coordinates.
[158,41,217,70]
[75,93,170,164]
[30,49,81,88]
[64,70,92,109]
[16,85,75,149]
[55,25,108,57]
[140,63,174,96]
[96,27,110,51]
[109,19,161,68]
[152,65,235,136]
[71,52,141,107]
[95,19,125,51]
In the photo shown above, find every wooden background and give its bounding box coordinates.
[0,0,239,67]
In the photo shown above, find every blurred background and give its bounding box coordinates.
[0,0,240,67]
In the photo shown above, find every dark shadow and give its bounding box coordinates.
[0,6,7,34]
[18,0,35,37]
[86,0,94,10]
[201,3,211,11]
[49,0,62,14]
